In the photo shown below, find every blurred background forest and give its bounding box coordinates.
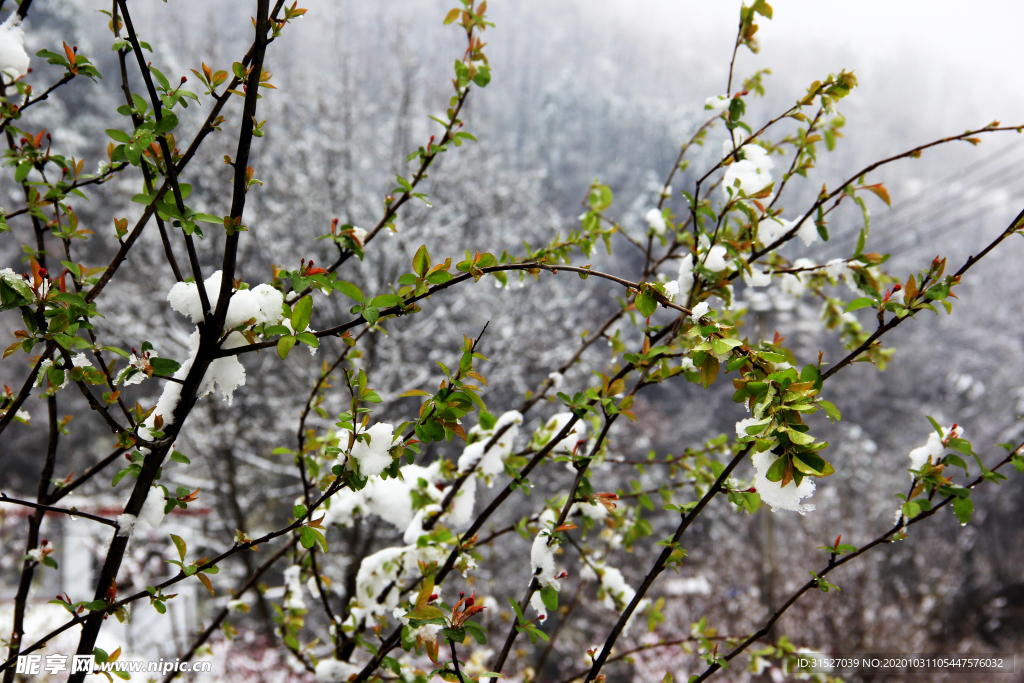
[2,0,1023,680]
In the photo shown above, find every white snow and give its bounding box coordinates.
[908,425,960,475]
[537,413,587,454]
[663,279,680,301]
[743,267,772,288]
[137,488,166,529]
[691,301,710,319]
[325,462,442,531]
[645,208,667,235]
[824,258,852,282]
[723,139,774,201]
[348,543,448,624]
[283,564,306,610]
[675,253,694,299]
[571,501,608,521]
[705,94,730,112]
[752,450,816,514]
[115,513,137,538]
[0,14,30,79]
[796,220,818,246]
[530,531,559,588]
[735,417,765,438]
[702,244,729,272]
[530,592,548,621]
[779,273,805,298]
[168,271,283,328]
[547,371,564,389]
[351,227,367,245]
[445,474,476,529]
[315,659,360,682]
[759,216,792,245]
[457,411,522,481]
[349,422,395,477]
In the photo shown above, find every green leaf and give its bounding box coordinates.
[170,534,187,561]
[817,400,841,423]
[296,332,319,348]
[291,295,313,333]
[106,129,131,143]
[149,357,181,376]
[843,297,876,312]
[169,451,190,464]
[952,496,973,525]
[154,111,178,133]
[765,455,786,483]
[472,66,491,87]
[463,620,487,644]
[192,213,223,224]
[370,294,401,308]
[333,280,364,302]
[361,306,380,325]
[404,604,446,621]
[540,585,558,612]
[413,245,430,276]
[299,526,316,549]
[635,289,657,317]
[440,627,466,643]
[293,504,307,519]
[277,335,297,360]
[426,270,454,284]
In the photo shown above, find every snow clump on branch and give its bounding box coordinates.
[283,564,306,610]
[722,135,774,202]
[535,412,587,454]
[457,410,522,482]
[348,422,396,477]
[167,270,283,327]
[137,487,166,529]
[645,208,667,235]
[908,423,961,475]
[751,450,816,514]
[0,14,30,79]
[315,659,360,683]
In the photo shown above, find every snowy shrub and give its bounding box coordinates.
[2,1,1023,682]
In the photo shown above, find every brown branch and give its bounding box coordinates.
[584,444,752,681]
[49,447,126,504]
[116,0,207,314]
[0,492,119,528]
[161,536,299,682]
[220,263,691,359]
[3,476,349,674]
[211,0,271,332]
[821,204,1024,381]
[691,441,1024,682]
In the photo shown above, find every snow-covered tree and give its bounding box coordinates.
[2,2,1023,682]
